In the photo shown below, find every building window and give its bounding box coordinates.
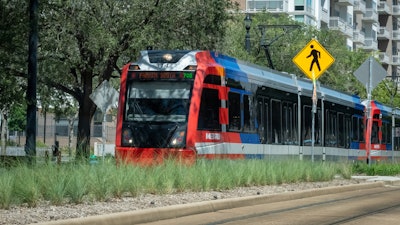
[248,0,284,11]
[295,15,304,23]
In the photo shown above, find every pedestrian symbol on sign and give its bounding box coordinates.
[307,45,321,72]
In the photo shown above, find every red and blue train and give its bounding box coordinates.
[115,50,400,164]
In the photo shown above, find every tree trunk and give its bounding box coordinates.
[75,74,96,160]
[0,110,7,156]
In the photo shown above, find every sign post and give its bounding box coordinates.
[90,80,119,161]
[293,39,335,162]
[354,56,386,165]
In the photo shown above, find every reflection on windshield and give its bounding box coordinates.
[125,82,190,122]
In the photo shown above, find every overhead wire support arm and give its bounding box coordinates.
[258,25,301,70]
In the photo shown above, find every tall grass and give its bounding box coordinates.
[352,162,400,176]
[0,170,14,209]
[0,159,359,209]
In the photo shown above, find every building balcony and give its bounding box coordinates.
[377,27,392,40]
[392,54,400,65]
[360,38,378,51]
[248,0,288,13]
[353,0,366,14]
[321,8,329,23]
[379,52,390,65]
[329,17,353,37]
[393,29,400,41]
[378,2,391,15]
[353,30,365,44]
[336,0,354,6]
[393,5,400,17]
[362,9,379,23]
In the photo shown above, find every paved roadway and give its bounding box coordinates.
[137,184,400,225]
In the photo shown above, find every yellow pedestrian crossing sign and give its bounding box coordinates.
[292,39,335,80]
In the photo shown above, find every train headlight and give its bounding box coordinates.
[169,131,186,147]
[122,128,133,145]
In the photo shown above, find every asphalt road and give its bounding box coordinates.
[137,185,400,225]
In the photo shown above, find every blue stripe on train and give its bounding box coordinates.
[239,133,260,144]
[245,154,264,159]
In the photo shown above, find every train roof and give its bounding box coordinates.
[209,52,364,110]
[133,50,400,114]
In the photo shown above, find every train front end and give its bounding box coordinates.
[115,50,198,165]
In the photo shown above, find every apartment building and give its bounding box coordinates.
[236,0,400,80]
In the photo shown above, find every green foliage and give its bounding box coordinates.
[222,12,370,96]
[0,171,14,209]
[35,0,236,158]
[7,103,26,132]
[0,1,27,110]
[372,79,400,106]
[352,162,400,176]
[12,165,41,207]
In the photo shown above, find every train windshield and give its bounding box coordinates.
[125,81,191,122]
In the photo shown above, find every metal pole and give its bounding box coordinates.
[244,14,251,53]
[392,112,395,163]
[245,31,250,53]
[367,57,373,165]
[102,111,106,162]
[311,79,317,163]
[298,89,302,161]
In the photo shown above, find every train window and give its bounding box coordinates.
[386,121,392,144]
[338,113,345,147]
[293,103,299,145]
[257,97,268,143]
[243,95,252,132]
[382,121,388,144]
[352,116,359,141]
[345,116,351,148]
[198,88,220,131]
[316,110,321,145]
[228,92,241,131]
[271,99,282,144]
[204,75,221,85]
[360,117,364,142]
[386,123,393,144]
[371,120,379,144]
[303,106,311,145]
[283,102,297,145]
[325,110,337,146]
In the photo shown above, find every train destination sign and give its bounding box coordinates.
[128,71,194,80]
[292,39,335,80]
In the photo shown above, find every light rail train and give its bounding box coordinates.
[115,50,400,164]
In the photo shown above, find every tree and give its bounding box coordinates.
[37,0,235,159]
[0,0,28,155]
[8,104,26,146]
[221,12,369,96]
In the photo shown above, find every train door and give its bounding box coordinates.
[257,96,268,144]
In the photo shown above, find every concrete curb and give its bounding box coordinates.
[352,176,400,186]
[33,182,384,225]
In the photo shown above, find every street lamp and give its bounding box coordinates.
[244,13,252,53]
